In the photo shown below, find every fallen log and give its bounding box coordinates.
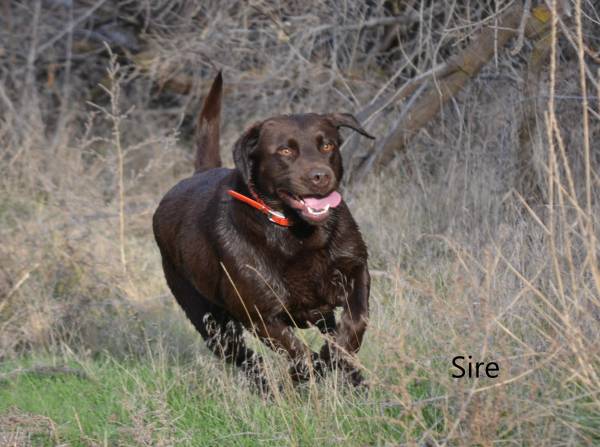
[516,12,553,201]
[351,3,552,180]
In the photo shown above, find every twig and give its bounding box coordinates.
[101,43,129,274]
[0,366,88,383]
[352,80,428,183]
[35,0,109,57]
[307,15,419,35]
[2,263,39,301]
[350,2,553,179]
[511,0,531,55]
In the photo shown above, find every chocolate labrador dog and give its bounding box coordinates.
[153,72,374,390]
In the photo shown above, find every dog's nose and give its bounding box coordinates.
[308,167,333,188]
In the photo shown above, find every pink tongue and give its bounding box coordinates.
[303,191,342,210]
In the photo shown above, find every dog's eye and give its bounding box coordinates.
[321,143,335,153]
[277,147,294,156]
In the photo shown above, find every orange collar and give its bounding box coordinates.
[227,189,291,227]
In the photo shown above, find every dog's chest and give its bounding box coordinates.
[282,254,353,324]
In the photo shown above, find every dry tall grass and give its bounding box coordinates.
[1,1,599,445]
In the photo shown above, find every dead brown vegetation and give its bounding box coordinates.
[1,0,600,444]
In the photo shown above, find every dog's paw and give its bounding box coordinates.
[289,353,327,383]
[346,367,365,386]
[253,374,274,399]
[240,356,274,397]
[346,369,370,394]
[244,367,274,398]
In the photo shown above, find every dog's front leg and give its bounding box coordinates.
[319,264,370,386]
[253,319,323,383]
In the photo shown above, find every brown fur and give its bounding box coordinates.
[153,72,374,391]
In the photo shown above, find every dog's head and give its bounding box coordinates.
[233,113,374,225]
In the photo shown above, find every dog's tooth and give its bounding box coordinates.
[306,205,329,216]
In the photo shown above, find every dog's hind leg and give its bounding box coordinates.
[202,309,271,393]
[161,259,268,391]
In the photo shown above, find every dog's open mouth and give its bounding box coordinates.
[278,190,342,223]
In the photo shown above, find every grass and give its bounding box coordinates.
[1,1,600,445]
[2,144,599,445]
[0,352,443,446]
[0,358,126,445]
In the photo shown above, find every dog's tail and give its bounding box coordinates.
[194,71,222,173]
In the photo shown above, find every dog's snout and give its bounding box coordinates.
[308,167,333,188]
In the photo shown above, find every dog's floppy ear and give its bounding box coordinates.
[233,121,262,185]
[326,113,375,139]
